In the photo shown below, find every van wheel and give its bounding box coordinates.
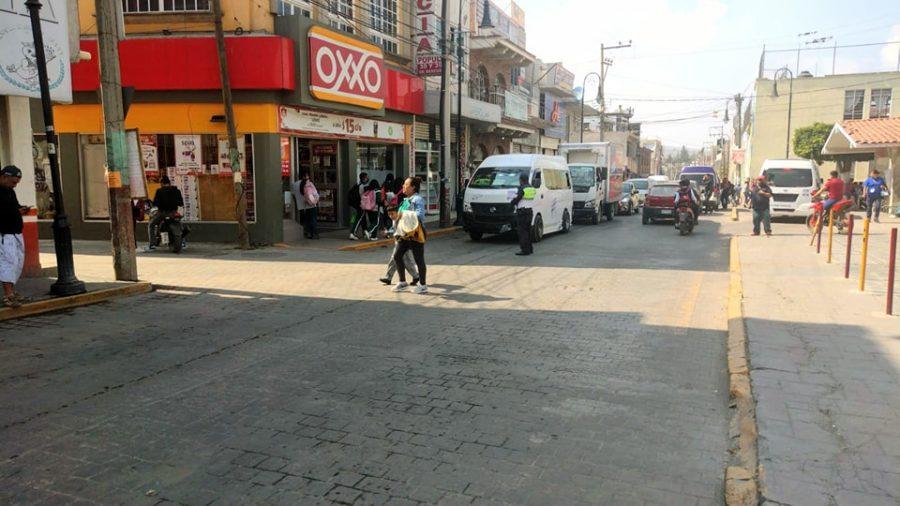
[532,215,544,243]
[469,231,483,242]
[561,210,571,233]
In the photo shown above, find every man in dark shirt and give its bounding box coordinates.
[148,176,184,249]
[1,166,28,307]
[510,174,535,256]
[751,176,773,236]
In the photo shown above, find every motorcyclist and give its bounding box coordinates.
[699,174,714,211]
[674,178,700,225]
[148,176,184,250]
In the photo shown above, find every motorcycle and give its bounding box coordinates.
[806,196,853,234]
[675,201,695,236]
[150,208,189,253]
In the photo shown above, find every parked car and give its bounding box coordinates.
[679,166,719,212]
[463,154,574,242]
[626,178,650,206]
[642,182,679,224]
[617,181,640,215]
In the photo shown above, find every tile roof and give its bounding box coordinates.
[840,117,900,145]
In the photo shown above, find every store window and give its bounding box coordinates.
[369,0,398,54]
[843,89,864,120]
[78,133,256,222]
[122,0,209,14]
[869,88,892,119]
[357,143,396,187]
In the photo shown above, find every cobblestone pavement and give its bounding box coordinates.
[738,221,900,505]
[1,214,731,505]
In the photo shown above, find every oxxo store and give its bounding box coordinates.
[278,106,409,226]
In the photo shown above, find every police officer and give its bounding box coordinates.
[510,173,535,256]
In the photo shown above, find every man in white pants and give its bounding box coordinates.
[1,166,28,308]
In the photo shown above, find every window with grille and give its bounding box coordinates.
[470,66,489,102]
[369,0,398,54]
[122,0,209,13]
[843,89,864,120]
[326,0,354,34]
[277,0,311,17]
[869,88,892,119]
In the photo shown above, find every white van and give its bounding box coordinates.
[759,159,821,217]
[462,154,574,242]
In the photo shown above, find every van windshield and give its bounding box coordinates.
[680,173,713,186]
[764,168,814,187]
[569,165,596,192]
[469,167,530,189]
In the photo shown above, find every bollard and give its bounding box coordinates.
[731,206,738,221]
[827,209,835,263]
[844,214,854,279]
[816,211,824,254]
[888,228,897,315]
[859,218,870,291]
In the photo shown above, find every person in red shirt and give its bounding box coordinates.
[813,170,845,212]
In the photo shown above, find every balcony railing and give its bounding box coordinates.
[485,89,529,122]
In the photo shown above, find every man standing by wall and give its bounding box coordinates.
[0,166,29,308]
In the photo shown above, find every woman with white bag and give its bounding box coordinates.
[292,172,320,239]
[392,177,428,294]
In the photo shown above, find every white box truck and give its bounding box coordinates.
[558,142,625,223]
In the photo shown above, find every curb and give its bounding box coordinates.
[337,226,462,251]
[725,236,760,505]
[0,282,153,322]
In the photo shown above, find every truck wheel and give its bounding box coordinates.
[469,231,483,242]
[591,208,599,225]
[532,215,544,243]
[605,203,614,221]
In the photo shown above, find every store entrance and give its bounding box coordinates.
[414,142,441,216]
[282,138,340,241]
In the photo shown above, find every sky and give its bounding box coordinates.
[513,0,900,149]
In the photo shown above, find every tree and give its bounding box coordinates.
[678,145,690,163]
[792,122,833,164]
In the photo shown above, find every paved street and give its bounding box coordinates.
[1,213,731,505]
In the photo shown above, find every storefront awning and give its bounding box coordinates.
[823,117,900,155]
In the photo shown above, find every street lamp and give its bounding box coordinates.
[25,0,85,296]
[772,67,794,159]
[580,72,602,142]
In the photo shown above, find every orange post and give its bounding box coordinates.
[887,228,897,315]
[859,218,870,291]
[844,215,854,279]
[826,209,835,263]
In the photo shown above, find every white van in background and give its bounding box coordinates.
[759,159,821,217]
[462,154,574,242]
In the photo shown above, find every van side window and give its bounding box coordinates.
[565,171,571,189]
[532,170,542,188]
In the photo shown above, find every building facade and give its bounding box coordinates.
[48,0,424,244]
[747,71,899,181]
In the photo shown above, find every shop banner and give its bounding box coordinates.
[0,0,72,103]
[174,135,202,174]
[279,106,407,144]
[126,130,148,198]
[140,135,159,174]
[504,90,528,122]
[308,26,385,110]
[166,170,201,222]
[280,137,291,178]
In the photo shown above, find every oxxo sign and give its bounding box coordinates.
[308,26,385,110]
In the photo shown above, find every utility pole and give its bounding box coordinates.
[95,0,137,281]
[438,0,451,228]
[452,17,465,226]
[733,93,743,182]
[212,0,250,249]
[598,40,631,142]
[25,0,85,296]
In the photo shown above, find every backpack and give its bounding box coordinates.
[348,183,361,207]
[361,189,376,211]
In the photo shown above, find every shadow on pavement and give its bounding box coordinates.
[0,287,728,505]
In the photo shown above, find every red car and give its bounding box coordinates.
[642,183,679,224]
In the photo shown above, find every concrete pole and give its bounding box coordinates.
[1,97,41,276]
[95,0,137,281]
[438,0,452,227]
[212,0,250,249]
[734,94,743,182]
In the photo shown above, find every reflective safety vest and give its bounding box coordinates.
[522,187,536,200]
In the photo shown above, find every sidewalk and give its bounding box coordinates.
[737,230,899,504]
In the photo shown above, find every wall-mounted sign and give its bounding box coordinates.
[0,0,72,102]
[414,0,437,76]
[504,90,528,122]
[416,55,442,77]
[279,106,407,144]
[174,135,201,173]
[308,26,385,110]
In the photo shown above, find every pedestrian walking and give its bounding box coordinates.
[392,177,428,294]
[751,176,773,236]
[511,174,535,256]
[379,197,419,287]
[863,169,888,223]
[348,172,369,240]
[720,177,735,210]
[0,166,29,308]
[292,172,320,239]
[742,177,752,208]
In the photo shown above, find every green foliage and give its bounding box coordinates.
[792,122,833,163]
